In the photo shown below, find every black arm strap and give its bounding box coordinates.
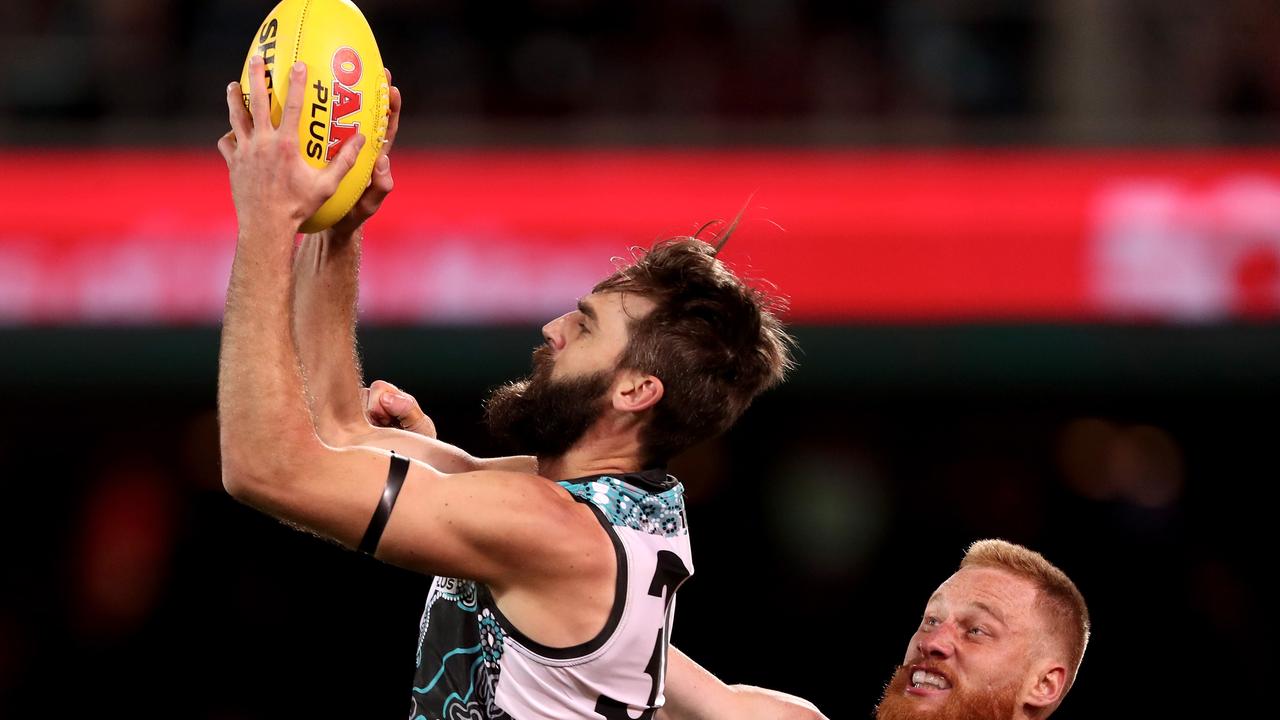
[358,452,410,556]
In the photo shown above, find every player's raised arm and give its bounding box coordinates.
[216,57,602,588]
[290,68,397,442]
[286,71,532,474]
[217,55,365,490]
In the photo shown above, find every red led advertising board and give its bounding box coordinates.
[2,150,1278,324]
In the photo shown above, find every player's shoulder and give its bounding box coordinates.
[452,467,603,527]
[460,469,617,582]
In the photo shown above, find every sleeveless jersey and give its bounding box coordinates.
[407,468,694,720]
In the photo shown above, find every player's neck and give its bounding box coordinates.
[538,422,647,481]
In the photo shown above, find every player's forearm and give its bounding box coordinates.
[660,686,825,720]
[660,646,827,720]
[219,224,324,490]
[292,228,367,437]
[335,424,536,475]
[725,685,827,720]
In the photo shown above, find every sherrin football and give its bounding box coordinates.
[240,0,388,233]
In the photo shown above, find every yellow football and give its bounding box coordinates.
[240,0,388,233]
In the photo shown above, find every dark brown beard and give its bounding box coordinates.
[483,345,613,460]
[875,664,1019,720]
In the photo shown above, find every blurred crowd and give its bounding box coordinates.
[2,0,1279,145]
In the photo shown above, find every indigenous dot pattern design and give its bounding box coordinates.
[478,608,505,672]
[558,475,688,538]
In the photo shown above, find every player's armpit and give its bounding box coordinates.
[660,646,828,720]
[223,442,601,587]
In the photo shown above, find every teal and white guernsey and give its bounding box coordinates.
[408,468,693,720]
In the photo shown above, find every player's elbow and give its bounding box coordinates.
[219,431,309,500]
[220,445,274,500]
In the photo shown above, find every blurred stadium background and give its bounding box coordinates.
[2,1,1277,717]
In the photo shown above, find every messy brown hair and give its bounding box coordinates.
[961,539,1091,691]
[592,222,795,465]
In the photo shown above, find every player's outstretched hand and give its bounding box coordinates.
[217,55,365,237]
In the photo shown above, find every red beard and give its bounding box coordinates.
[875,664,1019,720]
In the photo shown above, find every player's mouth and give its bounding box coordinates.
[905,665,952,697]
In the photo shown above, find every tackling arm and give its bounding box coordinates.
[659,646,828,720]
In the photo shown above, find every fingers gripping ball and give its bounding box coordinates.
[240,0,388,232]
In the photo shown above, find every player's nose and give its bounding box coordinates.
[542,314,568,351]
[919,628,956,661]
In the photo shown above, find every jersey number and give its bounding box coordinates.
[593,551,690,719]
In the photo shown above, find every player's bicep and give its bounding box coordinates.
[371,454,577,582]
[231,444,573,583]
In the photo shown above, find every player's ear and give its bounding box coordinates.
[1021,661,1067,711]
[612,370,663,414]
